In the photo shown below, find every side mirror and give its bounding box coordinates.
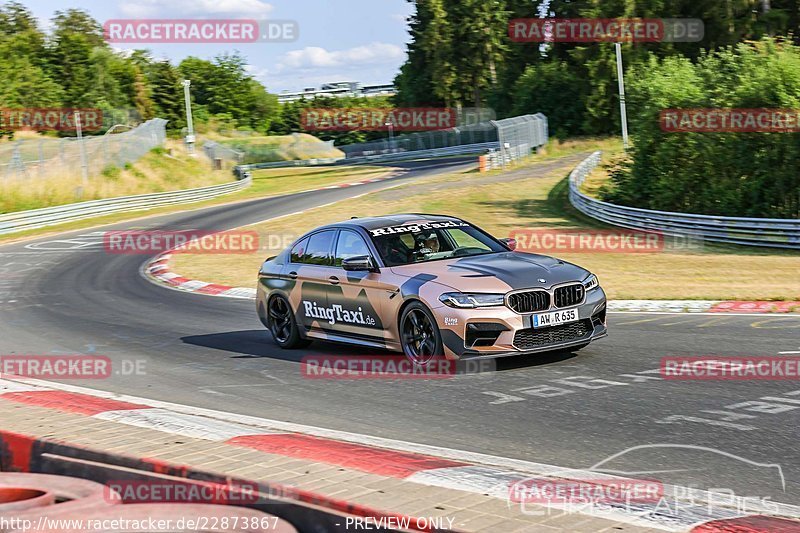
[500,238,517,251]
[342,255,377,272]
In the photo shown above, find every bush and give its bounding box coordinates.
[510,61,586,139]
[602,38,800,219]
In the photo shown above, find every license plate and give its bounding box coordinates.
[531,309,578,329]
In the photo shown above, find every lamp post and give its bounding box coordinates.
[74,110,88,187]
[615,43,630,150]
[385,119,395,153]
[182,79,195,154]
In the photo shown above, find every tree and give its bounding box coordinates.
[394,0,455,107]
[146,60,185,131]
[447,0,509,108]
[178,53,281,131]
[48,9,104,107]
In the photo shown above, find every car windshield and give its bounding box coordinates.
[369,222,506,266]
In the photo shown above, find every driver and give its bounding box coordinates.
[414,231,440,255]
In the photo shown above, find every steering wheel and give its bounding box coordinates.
[452,246,485,257]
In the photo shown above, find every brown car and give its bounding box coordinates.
[256,214,607,365]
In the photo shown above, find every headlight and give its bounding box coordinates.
[439,292,505,308]
[582,274,600,291]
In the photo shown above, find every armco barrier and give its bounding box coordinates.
[0,175,252,236]
[341,142,500,164]
[237,157,344,171]
[234,142,499,174]
[569,151,800,249]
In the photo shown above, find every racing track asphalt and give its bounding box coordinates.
[1,155,799,506]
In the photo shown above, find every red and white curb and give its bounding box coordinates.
[608,300,800,314]
[1,376,799,532]
[320,175,396,189]
[145,253,257,298]
[144,254,800,315]
[142,173,410,298]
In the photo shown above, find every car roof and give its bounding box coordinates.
[316,214,465,232]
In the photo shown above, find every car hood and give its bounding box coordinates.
[389,251,590,292]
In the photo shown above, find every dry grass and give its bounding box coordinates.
[171,143,800,301]
[0,139,229,213]
[0,164,395,245]
[217,133,344,163]
[247,165,388,197]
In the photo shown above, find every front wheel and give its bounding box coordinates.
[267,295,310,349]
[400,302,443,366]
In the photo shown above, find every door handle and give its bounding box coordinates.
[287,271,298,279]
[328,276,340,285]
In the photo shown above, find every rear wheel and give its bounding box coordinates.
[400,302,443,366]
[268,295,310,349]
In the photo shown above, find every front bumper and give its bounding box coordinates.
[434,287,608,360]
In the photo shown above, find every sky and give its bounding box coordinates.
[25,0,415,93]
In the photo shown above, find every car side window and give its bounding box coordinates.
[300,230,336,265]
[290,237,309,263]
[333,230,372,267]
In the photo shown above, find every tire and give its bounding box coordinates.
[267,295,310,349]
[400,301,443,366]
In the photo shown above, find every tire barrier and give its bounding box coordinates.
[0,474,296,533]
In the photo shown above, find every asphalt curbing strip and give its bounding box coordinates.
[2,376,800,532]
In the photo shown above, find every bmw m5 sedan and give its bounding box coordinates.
[256,214,607,364]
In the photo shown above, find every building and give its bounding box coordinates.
[277,81,396,103]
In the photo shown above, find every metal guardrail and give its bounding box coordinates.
[569,151,800,249]
[235,142,499,174]
[235,114,547,172]
[0,175,252,235]
[239,157,344,171]
[341,142,499,164]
